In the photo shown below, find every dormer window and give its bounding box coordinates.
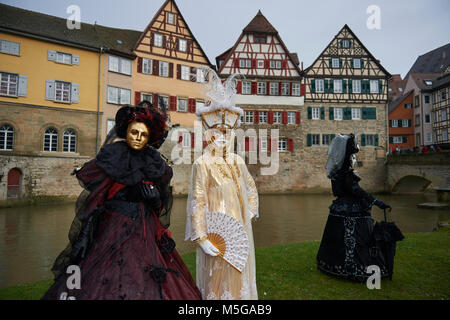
[340,39,352,48]
[167,12,175,24]
[254,35,266,44]
[424,80,433,86]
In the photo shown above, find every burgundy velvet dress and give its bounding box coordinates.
[42,141,201,300]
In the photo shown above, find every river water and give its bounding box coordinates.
[0,194,449,288]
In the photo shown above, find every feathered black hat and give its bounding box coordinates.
[115,101,168,149]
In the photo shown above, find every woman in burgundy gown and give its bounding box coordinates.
[42,103,201,300]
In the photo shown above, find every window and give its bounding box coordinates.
[159,96,169,111]
[426,133,432,143]
[311,134,320,146]
[167,12,175,24]
[424,80,433,86]
[242,81,251,94]
[259,111,267,123]
[0,72,18,96]
[312,107,320,120]
[55,81,71,103]
[442,109,447,121]
[260,137,267,151]
[292,83,301,96]
[254,35,266,44]
[107,86,131,105]
[316,79,324,93]
[404,103,412,109]
[370,80,379,93]
[332,58,340,68]
[245,111,254,123]
[257,60,264,68]
[181,65,190,80]
[240,59,251,68]
[351,108,361,120]
[154,33,163,47]
[106,120,115,135]
[353,58,361,69]
[270,82,279,95]
[0,40,20,56]
[425,114,431,124]
[281,83,290,95]
[441,90,447,101]
[179,39,187,52]
[443,129,449,141]
[278,138,287,152]
[415,115,420,126]
[177,99,187,112]
[402,119,409,127]
[63,129,76,153]
[273,111,282,124]
[366,134,376,146]
[391,119,398,127]
[322,134,332,146]
[415,95,419,107]
[424,95,430,104]
[257,82,266,95]
[159,61,169,77]
[196,69,205,83]
[393,136,403,144]
[270,60,281,69]
[182,132,191,148]
[142,93,152,102]
[56,52,73,64]
[353,80,361,93]
[341,39,351,48]
[334,80,343,93]
[334,108,343,120]
[44,128,58,152]
[0,125,14,150]
[287,112,296,124]
[143,58,152,74]
[108,55,132,75]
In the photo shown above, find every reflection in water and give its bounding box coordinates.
[0,194,449,288]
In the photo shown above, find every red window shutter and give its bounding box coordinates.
[301,83,306,96]
[264,59,270,69]
[266,82,270,95]
[191,132,195,148]
[251,59,257,69]
[254,110,259,124]
[134,92,141,105]
[169,63,174,78]
[150,34,155,46]
[289,82,293,96]
[137,57,143,73]
[187,40,192,54]
[191,98,196,113]
[278,82,282,96]
[188,98,196,113]
[236,81,242,94]
[203,140,207,149]
[169,96,177,111]
[178,132,183,147]
[245,137,249,151]
[152,94,159,107]
[176,64,181,79]
[281,60,287,69]
[296,111,301,124]
[162,35,167,48]
[288,138,294,152]
[268,138,272,152]
[233,58,239,68]
[282,111,288,124]
[153,59,159,76]
[251,82,257,95]
[268,110,274,124]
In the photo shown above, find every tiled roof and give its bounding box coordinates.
[405,43,450,79]
[388,89,414,114]
[422,72,450,92]
[410,72,441,90]
[243,10,278,34]
[0,3,141,57]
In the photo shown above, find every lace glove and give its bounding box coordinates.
[374,199,391,210]
[197,239,219,257]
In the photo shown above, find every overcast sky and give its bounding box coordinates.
[1,0,449,78]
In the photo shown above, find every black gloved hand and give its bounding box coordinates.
[127,182,161,208]
[374,199,391,210]
[71,215,95,263]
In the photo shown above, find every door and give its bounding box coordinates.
[7,168,22,199]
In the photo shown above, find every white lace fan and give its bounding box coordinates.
[206,211,250,273]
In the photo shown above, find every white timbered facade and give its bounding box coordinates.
[216,10,304,154]
[303,25,391,160]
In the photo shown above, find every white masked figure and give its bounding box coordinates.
[185,69,259,300]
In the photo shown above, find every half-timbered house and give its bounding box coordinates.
[303,25,391,192]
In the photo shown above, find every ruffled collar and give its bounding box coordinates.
[96,141,166,185]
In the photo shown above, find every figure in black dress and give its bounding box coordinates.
[316,134,393,282]
[42,103,201,300]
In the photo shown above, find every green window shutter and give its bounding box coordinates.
[307,107,312,119]
[343,80,347,93]
[389,120,392,127]
[348,80,353,93]
[364,107,376,120]
[364,80,370,93]
[361,59,364,69]
[362,107,367,119]
[372,108,377,119]
[329,107,334,120]
[375,134,379,146]
[344,107,351,120]
[408,119,411,127]
[324,79,329,93]
[329,58,333,68]
[389,137,393,143]
[339,58,342,68]
[311,79,316,93]
[339,40,343,48]
[329,80,334,92]
[402,137,407,143]
[378,80,383,94]
[350,58,354,69]
[307,134,312,147]
[320,107,325,120]
[361,134,366,146]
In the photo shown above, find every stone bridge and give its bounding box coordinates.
[386,152,450,193]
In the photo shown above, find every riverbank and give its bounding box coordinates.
[0,226,448,300]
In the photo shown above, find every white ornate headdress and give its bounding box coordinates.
[196,67,244,130]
